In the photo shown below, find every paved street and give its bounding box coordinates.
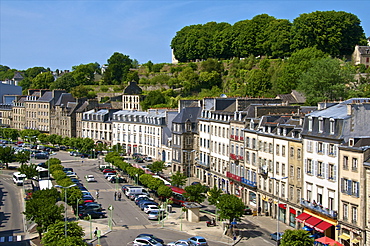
[1,150,293,245]
[0,170,30,245]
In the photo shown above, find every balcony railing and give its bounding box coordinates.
[300,199,337,219]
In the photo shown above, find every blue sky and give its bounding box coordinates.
[1,0,369,71]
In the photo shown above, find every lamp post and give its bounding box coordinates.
[55,184,77,238]
[270,176,288,246]
[76,198,82,220]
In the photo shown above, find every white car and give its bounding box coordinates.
[143,204,159,214]
[167,240,195,246]
[85,175,96,182]
[132,237,163,246]
[104,173,115,179]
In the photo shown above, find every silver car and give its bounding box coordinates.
[167,239,195,246]
[132,236,163,246]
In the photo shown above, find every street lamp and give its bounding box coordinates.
[55,184,77,238]
[76,198,82,220]
[270,176,288,246]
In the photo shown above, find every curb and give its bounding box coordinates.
[86,229,112,244]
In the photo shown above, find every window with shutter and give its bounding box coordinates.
[341,178,344,193]
[348,180,353,195]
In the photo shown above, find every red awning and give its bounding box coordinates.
[289,208,296,215]
[278,203,287,209]
[315,237,344,246]
[304,216,323,228]
[314,221,333,233]
[295,212,311,223]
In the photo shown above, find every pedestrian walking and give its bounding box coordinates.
[114,191,117,201]
[96,190,99,200]
[93,227,98,237]
[118,191,122,201]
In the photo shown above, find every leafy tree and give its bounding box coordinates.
[280,229,314,246]
[216,194,245,223]
[207,186,223,206]
[263,19,292,58]
[20,129,40,142]
[18,163,38,179]
[50,72,77,92]
[37,133,49,144]
[24,67,48,79]
[183,184,207,203]
[70,85,91,99]
[170,171,187,187]
[147,161,165,174]
[41,221,87,246]
[157,184,172,199]
[291,11,367,57]
[147,178,165,191]
[72,63,100,85]
[24,196,64,238]
[297,57,354,105]
[30,72,54,89]
[274,47,327,94]
[103,52,133,85]
[0,146,15,169]
[141,90,167,110]
[15,151,30,165]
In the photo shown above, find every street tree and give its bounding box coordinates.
[0,146,15,169]
[147,161,166,174]
[41,221,87,246]
[207,186,223,206]
[170,171,187,187]
[50,72,77,92]
[280,229,314,246]
[183,184,207,203]
[157,184,172,200]
[24,196,64,238]
[18,164,38,179]
[15,151,30,165]
[216,194,245,223]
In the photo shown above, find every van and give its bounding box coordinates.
[13,172,27,186]
[125,187,148,197]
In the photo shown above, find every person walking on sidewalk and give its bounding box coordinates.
[118,191,122,201]
[114,191,117,201]
[94,227,98,238]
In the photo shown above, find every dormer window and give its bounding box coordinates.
[277,128,281,135]
[283,128,287,136]
[318,117,324,133]
[308,117,313,132]
[330,119,335,134]
[349,138,354,147]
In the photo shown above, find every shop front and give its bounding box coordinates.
[295,210,337,240]
[278,203,286,223]
[289,208,296,228]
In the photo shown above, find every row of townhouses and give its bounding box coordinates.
[1,84,370,245]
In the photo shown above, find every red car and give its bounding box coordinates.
[102,169,116,174]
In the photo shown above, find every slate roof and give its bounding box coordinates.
[357,46,370,55]
[172,107,201,124]
[55,93,75,106]
[123,81,142,95]
[307,98,370,119]
[37,91,53,102]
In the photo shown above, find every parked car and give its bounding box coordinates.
[145,156,153,162]
[139,200,158,210]
[188,236,208,246]
[79,202,102,212]
[270,232,284,242]
[85,175,96,182]
[102,169,116,174]
[167,240,195,246]
[148,210,166,220]
[79,210,106,219]
[244,206,253,215]
[104,173,116,180]
[143,204,159,214]
[109,177,126,183]
[135,196,153,205]
[34,153,48,159]
[132,236,163,246]
[63,167,74,173]
[136,234,164,244]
